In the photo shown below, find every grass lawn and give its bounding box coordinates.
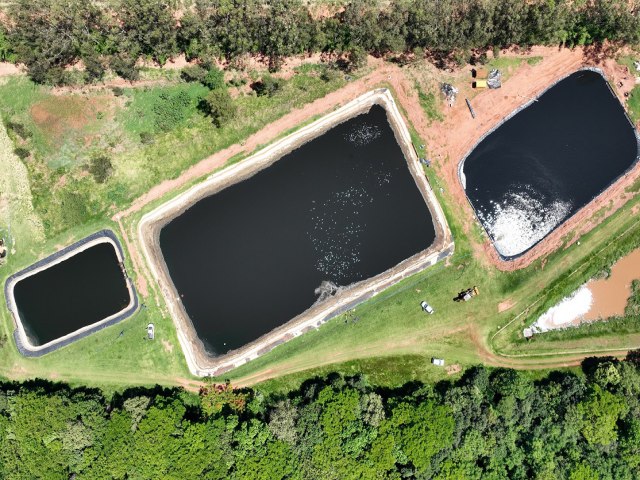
[415,82,444,122]
[1,53,639,394]
[0,66,346,238]
[0,218,194,395]
[626,86,640,124]
[0,63,348,392]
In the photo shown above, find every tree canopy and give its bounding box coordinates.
[4,0,640,84]
[2,356,640,478]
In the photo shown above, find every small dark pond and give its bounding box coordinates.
[13,242,131,346]
[462,70,639,259]
[161,105,435,355]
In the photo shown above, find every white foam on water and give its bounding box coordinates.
[477,187,572,257]
[307,186,370,281]
[532,285,593,332]
[344,122,381,147]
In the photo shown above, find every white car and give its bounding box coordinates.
[147,323,155,340]
[420,301,434,314]
[432,358,445,367]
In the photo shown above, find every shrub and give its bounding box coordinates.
[7,121,31,139]
[89,154,113,183]
[345,46,367,72]
[453,49,468,68]
[251,75,282,97]
[111,86,125,97]
[201,66,225,90]
[181,65,207,83]
[42,66,78,86]
[228,74,246,87]
[83,54,106,83]
[14,147,30,159]
[199,89,236,127]
[153,91,193,132]
[320,67,340,82]
[110,54,139,81]
[139,131,154,145]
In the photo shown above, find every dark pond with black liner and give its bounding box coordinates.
[462,70,638,259]
[160,105,436,355]
[13,242,131,346]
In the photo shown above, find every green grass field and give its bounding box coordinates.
[0,63,348,392]
[1,54,639,395]
[0,67,346,238]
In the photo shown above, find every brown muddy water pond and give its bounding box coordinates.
[585,247,640,320]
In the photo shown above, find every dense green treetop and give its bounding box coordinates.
[3,0,640,84]
[2,355,640,478]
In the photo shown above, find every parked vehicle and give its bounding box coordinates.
[431,357,445,366]
[454,286,480,302]
[420,301,434,314]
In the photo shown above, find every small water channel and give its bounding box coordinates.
[160,105,436,355]
[12,241,131,346]
[462,70,639,259]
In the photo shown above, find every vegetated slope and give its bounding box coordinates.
[0,67,345,239]
[0,122,44,250]
[1,359,640,478]
[2,0,639,86]
[0,63,347,389]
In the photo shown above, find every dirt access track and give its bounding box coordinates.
[114,46,640,377]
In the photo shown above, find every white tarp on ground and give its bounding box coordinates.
[532,285,593,332]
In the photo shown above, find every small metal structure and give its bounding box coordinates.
[420,300,434,314]
[441,83,459,107]
[432,357,445,366]
[487,69,502,89]
[523,328,533,339]
[465,98,476,119]
[147,323,155,340]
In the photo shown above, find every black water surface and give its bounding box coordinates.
[463,70,638,259]
[13,242,131,346]
[160,105,435,355]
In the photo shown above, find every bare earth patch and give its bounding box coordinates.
[498,299,516,313]
[446,364,462,375]
[162,339,174,353]
[30,95,115,146]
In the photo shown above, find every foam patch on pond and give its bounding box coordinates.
[344,122,381,147]
[476,186,571,257]
[532,285,593,331]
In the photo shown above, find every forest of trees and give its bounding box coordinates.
[1,0,640,85]
[2,356,640,478]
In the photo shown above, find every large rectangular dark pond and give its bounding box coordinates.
[160,105,436,355]
[13,242,131,346]
[462,70,639,259]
